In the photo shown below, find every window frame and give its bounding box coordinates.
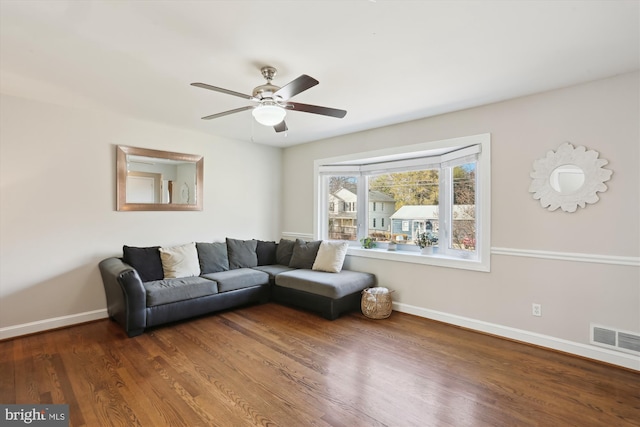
[314,133,491,272]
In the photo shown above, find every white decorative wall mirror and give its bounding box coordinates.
[529,142,612,212]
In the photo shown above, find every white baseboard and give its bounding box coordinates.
[3,304,637,371]
[394,302,640,371]
[0,309,109,340]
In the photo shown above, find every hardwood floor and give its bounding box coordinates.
[1,303,638,427]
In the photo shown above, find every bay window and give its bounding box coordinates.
[315,134,490,271]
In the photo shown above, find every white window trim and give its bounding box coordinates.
[314,133,491,272]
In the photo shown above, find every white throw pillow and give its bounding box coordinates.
[159,242,201,279]
[312,240,349,273]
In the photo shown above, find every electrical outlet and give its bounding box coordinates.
[532,303,542,317]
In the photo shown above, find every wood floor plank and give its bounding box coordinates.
[12,338,40,404]
[172,317,328,426]
[150,323,282,426]
[1,303,639,426]
[119,341,203,427]
[0,339,15,403]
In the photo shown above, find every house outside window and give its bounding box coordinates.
[327,177,359,240]
[316,134,490,271]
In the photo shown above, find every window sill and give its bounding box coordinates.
[346,247,489,272]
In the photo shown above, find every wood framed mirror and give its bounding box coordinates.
[116,145,203,211]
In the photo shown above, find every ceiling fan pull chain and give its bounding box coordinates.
[250,114,255,143]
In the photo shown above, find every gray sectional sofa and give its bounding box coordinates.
[99,238,376,337]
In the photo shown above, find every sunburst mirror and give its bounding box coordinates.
[529,142,612,213]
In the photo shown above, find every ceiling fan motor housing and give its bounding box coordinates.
[252,83,281,101]
[253,66,281,101]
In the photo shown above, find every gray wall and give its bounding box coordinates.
[281,72,639,366]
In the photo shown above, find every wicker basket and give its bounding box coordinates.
[361,287,394,319]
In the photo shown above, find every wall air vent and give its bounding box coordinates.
[618,332,640,353]
[591,324,640,356]
[593,326,616,346]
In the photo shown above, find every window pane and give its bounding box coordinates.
[369,170,439,245]
[328,176,358,241]
[451,163,476,252]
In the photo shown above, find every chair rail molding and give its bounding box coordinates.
[492,247,639,267]
[281,232,315,241]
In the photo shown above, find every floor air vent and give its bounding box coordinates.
[591,324,640,356]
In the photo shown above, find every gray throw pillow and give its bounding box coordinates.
[275,239,295,265]
[288,239,322,269]
[123,245,163,282]
[226,238,258,269]
[196,242,229,274]
[256,240,277,266]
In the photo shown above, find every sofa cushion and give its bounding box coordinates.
[256,240,277,266]
[123,245,163,282]
[202,268,269,292]
[252,264,297,282]
[226,238,258,269]
[197,242,229,274]
[275,239,295,265]
[275,269,375,299]
[159,242,201,278]
[144,276,218,307]
[288,239,322,269]
[312,240,349,273]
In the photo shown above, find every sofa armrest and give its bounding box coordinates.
[98,257,147,337]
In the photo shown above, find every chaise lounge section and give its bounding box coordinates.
[99,238,376,337]
[273,269,377,320]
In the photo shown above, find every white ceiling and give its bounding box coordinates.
[1,1,638,148]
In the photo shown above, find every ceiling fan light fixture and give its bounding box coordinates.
[252,104,286,126]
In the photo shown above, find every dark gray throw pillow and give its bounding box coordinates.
[122,245,163,282]
[226,238,258,269]
[275,239,295,265]
[256,240,277,266]
[196,242,229,274]
[288,239,322,269]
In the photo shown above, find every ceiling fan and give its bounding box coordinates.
[191,66,347,133]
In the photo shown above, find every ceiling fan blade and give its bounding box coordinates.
[274,121,288,133]
[191,82,253,100]
[201,106,253,120]
[273,75,319,100]
[286,102,347,118]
